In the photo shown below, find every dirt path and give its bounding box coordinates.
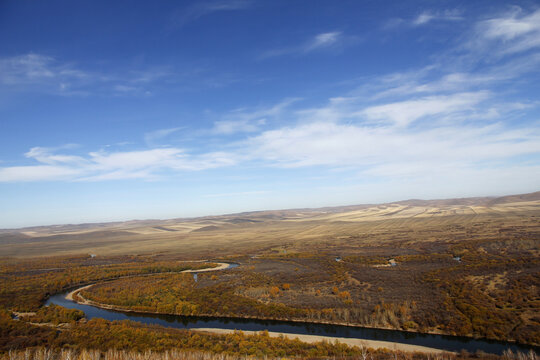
[65,284,94,301]
[192,328,450,354]
[181,262,230,273]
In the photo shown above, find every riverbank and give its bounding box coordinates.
[68,284,457,340]
[192,328,449,354]
[53,262,538,355]
[66,284,94,302]
[64,284,461,354]
[64,289,452,354]
[66,281,530,352]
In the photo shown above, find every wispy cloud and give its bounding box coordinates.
[0,54,228,96]
[0,54,90,95]
[362,91,489,127]
[172,0,252,27]
[144,127,183,146]
[475,7,540,55]
[305,32,342,51]
[385,9,463,29]
[243,119,540,170]
[0,146,238,182]
[25,146,86,166]
[260,31,348,59]
[412,9,463,26]
[212,98,298,135]
[0,53,143,96]
[213,118,266,135]
[0,165,82,182]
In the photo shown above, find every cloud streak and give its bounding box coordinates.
[362,92,489,127]
[172,0,252,27]
[412,9,463,26]
[385,9,463,29]
[144,127,183,146]
[212,98,299,135]
[0,54,91,95]
[0,146,238,182]
[0,54,227,97]
[260,31,347,59]
[476,7,540,55]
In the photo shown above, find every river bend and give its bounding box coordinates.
[45,263,538,355]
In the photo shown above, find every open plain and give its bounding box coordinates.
[1,192,539,259]
[1,192,539,358]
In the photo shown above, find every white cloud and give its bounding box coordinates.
[412,9,463,26]
[413,12,436,26]
[172,0,252,27]
[24,146,86,165]
[0,54,125,96]
[212,98,298,134]
[260,31,346,59]
[0,147,238,182]
[0,165,82,182]
[361,92,489,127]
[482,7,540,40]
[144,127,183,146]
[0,53,223,96]
[386,9,463,29]
[0,54,87,89]
[246,122,375,167]
[474,7,540,55]
[244,118,540,171]
[305,32,342,51]
[88,148,184,171]
[213,118,266,135]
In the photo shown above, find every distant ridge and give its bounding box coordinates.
[1,190,539,232]
[486,191,540,206]
[1,190,539,258]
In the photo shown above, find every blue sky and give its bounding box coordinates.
[1,0,539,228]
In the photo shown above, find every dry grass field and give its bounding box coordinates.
[1,192,539,259]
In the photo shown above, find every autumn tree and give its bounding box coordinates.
[269,286,280,297]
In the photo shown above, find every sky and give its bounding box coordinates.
[0,0,539,228]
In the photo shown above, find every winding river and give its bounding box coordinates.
[45,263,538,355]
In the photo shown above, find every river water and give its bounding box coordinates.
[45,263,538,355]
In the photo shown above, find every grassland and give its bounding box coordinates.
[0,192,539,358]
[1,192,538,259]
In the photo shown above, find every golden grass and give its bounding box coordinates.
[1,195,539,258]
[1,348,249,360]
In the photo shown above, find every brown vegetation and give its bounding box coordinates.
[0,193,539,357]
[79,220,539,345]
[0,311,363,358]
[0,257,217,311]
[2,346,538,360]
[22,305,84,324]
